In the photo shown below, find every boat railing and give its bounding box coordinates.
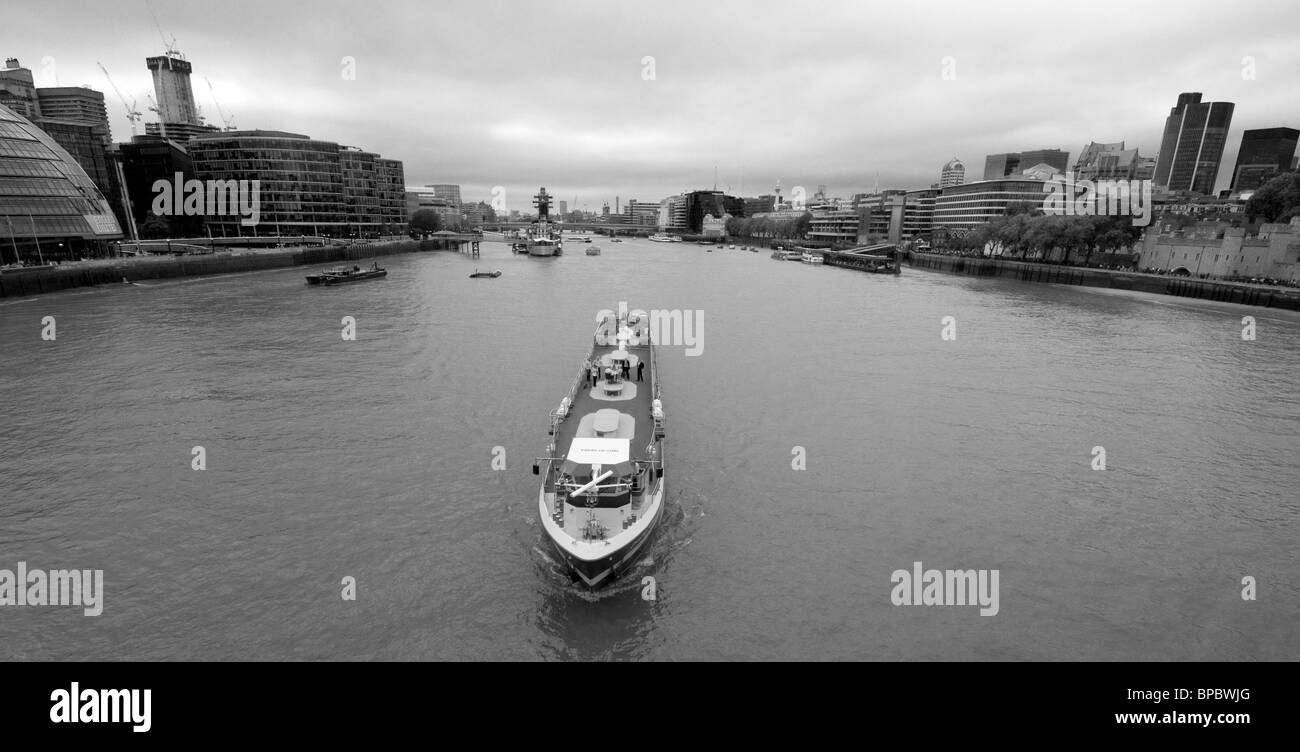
[549,340,596,434]
[648,339,665,438]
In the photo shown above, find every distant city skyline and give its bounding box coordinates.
[8,0,1299,208]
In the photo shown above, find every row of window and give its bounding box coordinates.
[0,215,96,235]
[0,157,66,179]
[0,195,101,214]
[0,139,61,160]
[0,177,83,197]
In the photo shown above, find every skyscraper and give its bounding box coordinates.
[940,158,965,188]
[1230,127,1300,192]
[1154,92,1235,195]
[146,51,199,126]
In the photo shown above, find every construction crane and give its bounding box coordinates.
[205,77,234,131]
[147,0,183,58]
[146,94,167,139]
[97,62,143,136]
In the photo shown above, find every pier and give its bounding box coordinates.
[425,230,481,256]
[820,244,901,275]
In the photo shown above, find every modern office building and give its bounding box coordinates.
[984,150,1068,180]
[900,188,940,239]
[807,207,860,245]
[931,178,1050,233]
[427,184,462,211]
[683,190,744,233]
[1229,127,1300,192]
[1154,92,1235,195]
[375,158,406,231]
[744,195,775,215]
[940,158,965,188]
[190,129,405,237]
[405,190,460,224]
[0,103,123,261]
[114,135,198,238]
[622,199,659,227]
[0,58,120,212]
[658,194,687,231]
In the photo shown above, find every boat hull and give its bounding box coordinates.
[539,477,665,588]
[322,270,387,285]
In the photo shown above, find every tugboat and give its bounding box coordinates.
[534,306,666,588]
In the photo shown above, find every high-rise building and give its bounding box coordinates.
[146,52,200,127]
[984,149,1069,179]
[0,103,122,261]
[940,158,965,188]
[143,50,218,144]
[1154,92,1235,195]
[0,58,38,118]
[559,200,567,216]
[35,87,111,140]
[1230,127,1300,192]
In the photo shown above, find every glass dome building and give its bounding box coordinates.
[0,102,122,264]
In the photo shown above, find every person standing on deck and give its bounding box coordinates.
[637,361,644,382]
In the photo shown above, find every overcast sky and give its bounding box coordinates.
[12,0,1300,209]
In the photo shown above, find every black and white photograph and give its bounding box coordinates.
[0,0,1295,733]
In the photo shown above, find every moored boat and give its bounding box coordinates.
[534,306,666,588]
[470,269,502,278]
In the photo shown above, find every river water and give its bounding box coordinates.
[1,237,1297,660]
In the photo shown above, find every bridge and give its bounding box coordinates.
[481,223,655,236]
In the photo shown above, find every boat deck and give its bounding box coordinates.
[544,343,659,546]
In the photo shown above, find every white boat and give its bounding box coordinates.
[800,251,824,264]
[648,234,674,243]
[535,308,665,588]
